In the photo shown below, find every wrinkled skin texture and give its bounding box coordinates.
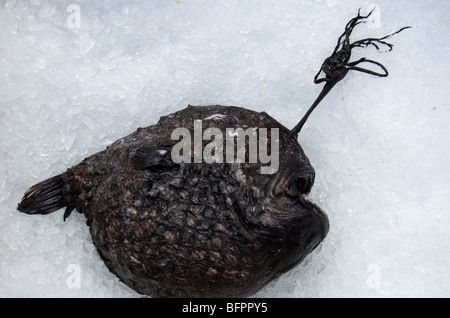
[20,105,329,297]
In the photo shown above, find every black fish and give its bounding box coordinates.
[17,10,409,297]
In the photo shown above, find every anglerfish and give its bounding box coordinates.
[17,11,409,297]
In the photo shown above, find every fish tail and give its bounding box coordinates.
[18,172,73,220]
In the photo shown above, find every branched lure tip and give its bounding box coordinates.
[291,9,411,135]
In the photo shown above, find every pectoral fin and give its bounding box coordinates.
[131,145,176,172]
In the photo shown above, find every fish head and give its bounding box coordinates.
[233,130,329,270]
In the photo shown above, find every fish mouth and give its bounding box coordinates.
[266,164,329,241]
[256,169,329,279]
[270,164,315,198]
[298,194,330,241]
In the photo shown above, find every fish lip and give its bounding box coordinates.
[270,166,315,198]
[289,174,314,196]
[299,194,330,241]
[267,180,327,223]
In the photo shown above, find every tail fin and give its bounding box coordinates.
[18,173,71,219]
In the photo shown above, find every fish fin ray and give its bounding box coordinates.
[18,173,70,216]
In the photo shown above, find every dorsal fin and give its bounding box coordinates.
[291,9,411,135]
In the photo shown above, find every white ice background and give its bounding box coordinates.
[1,0,449,297]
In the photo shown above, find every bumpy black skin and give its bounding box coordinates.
[19,105,329,297]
